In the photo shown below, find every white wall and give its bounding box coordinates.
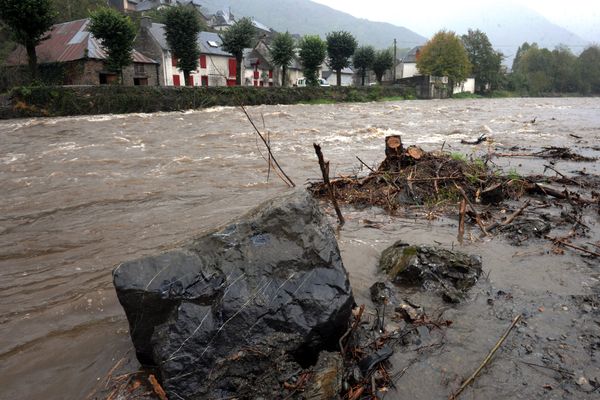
[454,77,476,94]
[164,51,237,86]
[401,62,419,79]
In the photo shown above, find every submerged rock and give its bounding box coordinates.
[113,190,354,399]
[379,240,482,302]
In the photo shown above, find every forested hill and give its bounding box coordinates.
[197,0,426,49]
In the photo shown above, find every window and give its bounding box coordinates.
[207,40,219,48]
[268,69,273,79]
[201,76,209,86]
[173,74,181,86]
[200,55,207,69]
[171,56,177,67]
[187,75,194,86]
[99,73,118,85]
[134,77,148,86]
[134,63,145,75]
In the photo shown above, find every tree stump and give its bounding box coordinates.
[378,135,404,172]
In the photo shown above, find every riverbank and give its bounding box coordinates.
[0,85,415,119]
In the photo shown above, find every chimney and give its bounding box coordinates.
[140,16,152,29]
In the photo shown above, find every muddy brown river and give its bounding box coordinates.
[1,98,599,399]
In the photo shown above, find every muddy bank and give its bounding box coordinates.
[1,98,600,399]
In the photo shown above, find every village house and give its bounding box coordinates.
[135,18,238,86]
[322,67,354,86]
[243,38,275,87]
[5,19,159,86]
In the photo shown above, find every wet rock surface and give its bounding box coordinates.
[113,190,354,399]
[379,240,482,302]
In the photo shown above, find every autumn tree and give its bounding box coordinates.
[270,32,295,86]
[326,31,357,86]
[372,49,394,83]
[417,30,472,91]
[353,46,375,86]
[0,0,56,80]
[298,35,327,86]
[461,29,502,93]
[88,8,136,84]
[164,5,202,86]
[221,17,256,85]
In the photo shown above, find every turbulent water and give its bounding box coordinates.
[1,98,599,399]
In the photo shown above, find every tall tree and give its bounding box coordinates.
[326,31,357,86]
[512,44,554,95]
[298,35,327,86]
[221,17,255,85]
[88,8,136,84]
[0,0,56,80]
[372,49,394,84]
[551,45,580,93]
[353,45,375,86]
[270,32,295,87]
[461,29,502,93]
[417,30,472,92]
[578,45,600,94]
[164,5,202,86]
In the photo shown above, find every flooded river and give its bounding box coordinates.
[1,98,599,399]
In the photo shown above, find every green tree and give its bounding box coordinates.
[512,42,532,72]
[513,44,553,95]
[52,0,104,23]
[0,0,56,80]
[461,29,502,93]
[353,45,375,86]
[417,30,472,92]
[298,35,327,86]
[88,8,136,84]
[164,5,202,86]
[372,49,394,83]
[326,31,357,86]
[551,45,580,93]
[578,45,600,94]
[221,17,256,85]
[270,31,295,86]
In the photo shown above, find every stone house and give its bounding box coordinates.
[6,19,159,86]
[135,18,238,86]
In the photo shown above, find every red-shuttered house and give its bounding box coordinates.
[135,18,239,87]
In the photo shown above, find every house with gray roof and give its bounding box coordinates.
[135,18,238,86]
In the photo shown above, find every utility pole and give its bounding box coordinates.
[393,38,397,83]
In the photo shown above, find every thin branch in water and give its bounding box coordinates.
[356,155,376,173]
[240,105,295,187]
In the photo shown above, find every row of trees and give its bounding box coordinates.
[510,43,600,95]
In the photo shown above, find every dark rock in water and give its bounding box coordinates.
[379,240,482,302]
[370,281,398,305]
[113,190,354,399]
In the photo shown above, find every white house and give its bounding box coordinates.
[322,67,354,86]
[399,45,422,79]
[136,19,239,86]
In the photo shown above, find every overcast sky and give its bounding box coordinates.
[311,0,600,42]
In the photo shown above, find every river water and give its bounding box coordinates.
[1,98,599,399]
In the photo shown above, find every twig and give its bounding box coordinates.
[461,134,487,145]
[240,105,295,187]
[339,304,365,357]
[356,155,376,173]
[483,200,530,235]
[544,236,600,257]
[314,143,344,225]
[148,374,168,400]
[458,199,466,242]
[543,164,579,186]
[449,314,522,400]
[455,184,489,236]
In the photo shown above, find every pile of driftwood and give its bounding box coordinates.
[310,135,600,257]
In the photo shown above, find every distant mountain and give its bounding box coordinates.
[405,1,590,65]
[196,0,426,50]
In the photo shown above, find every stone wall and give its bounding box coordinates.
[2,85,416,118]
